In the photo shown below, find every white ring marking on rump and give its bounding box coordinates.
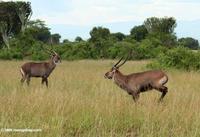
[20,68,25,76]
[158,76,167,85]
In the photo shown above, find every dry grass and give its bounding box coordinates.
[0,60,200,137]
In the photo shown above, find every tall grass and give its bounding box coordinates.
[0,60,200,137]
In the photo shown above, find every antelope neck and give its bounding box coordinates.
[49,59,57,68]
[113,70,127,85]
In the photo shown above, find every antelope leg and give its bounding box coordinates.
[157,86,168,101]
[26,76,31,86]
[45,78,48,87]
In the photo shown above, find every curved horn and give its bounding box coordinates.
[117,55,129,68]
[114,56,123,67]
[52,50,58,55]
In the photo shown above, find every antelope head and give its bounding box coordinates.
[51,51,61,64]
[43,47,61,64]
[104,56,128,79]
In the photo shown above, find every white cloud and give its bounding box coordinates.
[5,0,200,26]
[140,0,200,21]
[33,0,136,26]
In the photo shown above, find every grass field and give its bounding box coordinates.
[0,60,200,137]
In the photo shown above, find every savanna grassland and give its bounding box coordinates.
[0,60,200,137]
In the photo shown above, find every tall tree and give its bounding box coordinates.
[144,17,177,47]
[50,33,61,44]
[15,1,32,32]
[75,36,83,42]
[130,25,148,41]
[0,21,12,49]
[89,27,111,58]
[0,1,32,48]
[111,32,126,41]
[63,39,70,43]
[144,17,176,34]
[26,20,51,43]
[89,26,110,42]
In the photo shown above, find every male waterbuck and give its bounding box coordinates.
[20,49,61,87]
[104,57,168,102]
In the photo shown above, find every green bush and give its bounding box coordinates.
[108,41,137,59]
[148,47,200,71]
[12,50,23,59]
[134,41,167,59]
[107,40,166,60]
[30,43,49,61]
[0,49,23,60]
[0,50,12,60]
[132,37,166,59]
[60,42,92,60]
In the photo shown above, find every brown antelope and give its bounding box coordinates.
[104,57,168,102]
[20,49,61,87]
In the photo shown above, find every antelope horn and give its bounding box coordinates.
[117,54,130,68]
[52,50,58,55]
[114,56,124,67]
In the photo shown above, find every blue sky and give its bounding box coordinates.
[4,0,200,41]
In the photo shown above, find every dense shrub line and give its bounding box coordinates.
[148,47,200,71]
[1,37,200,71]
[0,39,167,61]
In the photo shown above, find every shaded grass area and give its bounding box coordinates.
[0,60,200,137]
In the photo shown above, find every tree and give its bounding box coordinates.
[0,1,22,34]
[144,17,176,34]
[144,17,177,47]
[89,27,110,42]
[15,1,32,32]
[111,32,126,41]
[89,26,110,42]
[89,26,111,58]
[0,1,31,48]
[63,39,70,43]
[26,20,51,43]
[178,37,199,50]
[0,21,12,49]
[75,36,83,42]
[130,25,148,41]
[50,33,61,44]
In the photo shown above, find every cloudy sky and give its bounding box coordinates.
[4,0,200,41]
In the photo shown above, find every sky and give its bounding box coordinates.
[3,0,200,41]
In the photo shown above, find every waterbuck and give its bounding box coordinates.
[104,57,168,102]
[20,49,61,87]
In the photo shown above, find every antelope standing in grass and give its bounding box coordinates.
[20,49,61,87]
[104,57,168,102]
